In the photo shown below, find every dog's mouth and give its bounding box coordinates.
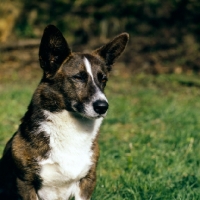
[71,100,109,119]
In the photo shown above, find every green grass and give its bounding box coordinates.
[1,73,200,199]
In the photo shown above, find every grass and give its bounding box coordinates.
[1,72,200,199]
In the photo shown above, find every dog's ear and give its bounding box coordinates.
[39,25,71,76]
[93,33,129,71]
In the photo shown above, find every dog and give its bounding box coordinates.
[0,25,129,200]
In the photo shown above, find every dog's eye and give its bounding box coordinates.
[73,72,87,82]
[101,75,108,83]
[98,73,107,84]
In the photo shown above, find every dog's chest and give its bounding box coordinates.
[38,110,102,198]
[39,140,92,185]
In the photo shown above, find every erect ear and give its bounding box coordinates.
[93,33,129,71]
[39,25,71,76]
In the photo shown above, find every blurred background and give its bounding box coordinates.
[1,0,200,78]
[1,2,200,198]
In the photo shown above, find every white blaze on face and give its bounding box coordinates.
[82,56,108,118]
[83,57,94,81]
[83,56,107,101]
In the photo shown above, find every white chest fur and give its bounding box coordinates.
[37,110,103,200]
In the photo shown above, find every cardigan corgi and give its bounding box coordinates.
[0,25,129,200]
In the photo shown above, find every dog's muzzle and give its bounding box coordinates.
[93,100,109,115]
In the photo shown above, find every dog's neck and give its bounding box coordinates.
[41,109,103,138]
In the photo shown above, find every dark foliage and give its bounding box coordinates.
[6,0,200,73]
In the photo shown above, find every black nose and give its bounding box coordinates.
[93,100,109,115]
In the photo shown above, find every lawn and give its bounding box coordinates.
[1,71,200,199]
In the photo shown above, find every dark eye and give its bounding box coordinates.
[98,73,108,84]
[102,75,108,83]
[72,72,88,82]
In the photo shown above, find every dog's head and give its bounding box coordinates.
[38,25,129,119]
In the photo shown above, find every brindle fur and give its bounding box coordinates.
[0,25,129,200]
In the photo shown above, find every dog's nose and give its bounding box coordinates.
[93,100,109,115]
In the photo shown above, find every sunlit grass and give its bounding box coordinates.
[95,73,200,199]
